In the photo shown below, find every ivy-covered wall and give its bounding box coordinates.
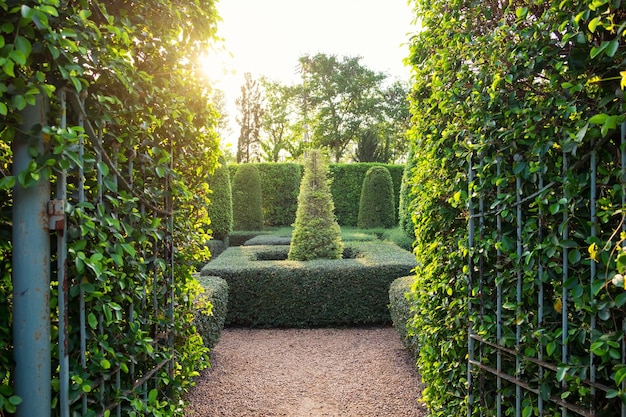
[407,0,626,416]
[0,1,222,416]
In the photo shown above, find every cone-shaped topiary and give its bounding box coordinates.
[232,164,263,230]
[398,147,417,238]
[207,161,233,240]
[357,166,396,229]
[288,150,343,260]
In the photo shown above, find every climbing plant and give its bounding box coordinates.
[0,0,221,415]
[407,0,626,415]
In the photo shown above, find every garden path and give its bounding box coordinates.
[185,326,426,416]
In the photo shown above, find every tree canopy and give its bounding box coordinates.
[233,53,410,163]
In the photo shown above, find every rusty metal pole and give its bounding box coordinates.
[12,94,51,417]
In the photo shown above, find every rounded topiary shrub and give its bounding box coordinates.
[288,150,343,261]
[232,164,263,230]
[357,166,396,229]
[207,162,233,240]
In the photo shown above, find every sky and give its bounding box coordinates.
[202,0,418,146]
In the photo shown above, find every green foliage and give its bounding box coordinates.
[289,150,343,260]
[398,147,417,239]
[207,162,233,240]
[329,163,403,226]
[408,0,626,415]
[257,163,301,226]
[236,72,265,163]
[357,166,396,229]
[299,54,386,163]
[388,276,418,359]
[232,164,263,230]
[230,162,403,227]
[193,276,229,350]
[201,242,416,327]
[0,0,221,415]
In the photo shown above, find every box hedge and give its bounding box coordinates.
[199,241,416,327]
[229,163,403,227]
[193,275,229,350]
[389,275,418,359]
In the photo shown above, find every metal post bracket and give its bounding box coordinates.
[48,199,66,231]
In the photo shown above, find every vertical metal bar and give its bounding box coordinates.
[589,143,597,416]
[78,93,88,415]
[12,94,51,417]
[515,154,523,417]
[478,154,485,417]
[468,152,475,417]
[621,122,626,417]
[167,142,175,381]
[538,155,544,417]
[562,150,569,417]
[496,157,502,417]
[57,89,70,417]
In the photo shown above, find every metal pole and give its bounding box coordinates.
[12,94,51,417]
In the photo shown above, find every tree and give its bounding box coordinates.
[299,54,386,162]
[235,72,264,163]
[288,150,343,261]
[259,78,299,162]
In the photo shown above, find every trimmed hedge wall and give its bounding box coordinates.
[193,275,229,350]
[389,275,418,359]
[229,163,403,227]
[329,163,403,226]
[200,241,416,327]
[232,164,263,230]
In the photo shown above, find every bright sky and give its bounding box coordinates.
[203,0,418,147]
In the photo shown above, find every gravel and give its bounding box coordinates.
[185,326,427,417]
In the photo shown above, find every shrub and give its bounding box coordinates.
[398,147,417,239]
[288,150,343,260]
[329,163,403,226]
[207,162,233,240]
[200,241,416,327]
[389,276,418,359]
[232,164,263,230]
[193,276,229,350]
[357,166,396,229]
[257,163,301,226]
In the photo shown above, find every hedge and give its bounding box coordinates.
[329,163,403,226]
[200,241,416,327]
[232,164,263,230]
[357,166,396,229]
[388,276,418,359]
[193,275,229,350]
[229,163,403,227]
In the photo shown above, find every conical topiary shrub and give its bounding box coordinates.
[232,164,263,230]
[288,150,343,261]
[207,161,233,240]
[357,166,396,229]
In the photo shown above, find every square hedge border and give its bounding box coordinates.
[199,241,416,327]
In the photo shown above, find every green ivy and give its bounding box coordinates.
[407,0,626,415]
[0,0,222,415]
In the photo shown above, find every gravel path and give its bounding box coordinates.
[185,326,426,417]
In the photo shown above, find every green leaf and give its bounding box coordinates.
[589,113,608,124]
[148,388,158,403]
[8,396,22,406]
[557,366,569,382]
[14,36,32,59]
[88,312,98,329]
[100,359,111,369]
[606,39,619,57]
